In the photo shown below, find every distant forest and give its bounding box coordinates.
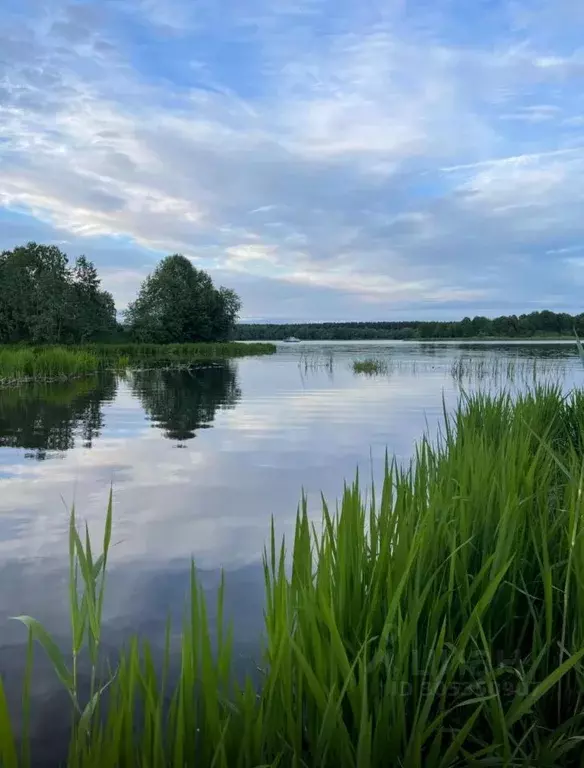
[235,311,584,341]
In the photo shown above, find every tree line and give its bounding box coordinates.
[3,243,581,345]
[0,244,241,345]
[235,311,584,341]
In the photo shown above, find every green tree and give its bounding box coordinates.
[71,256,117,341]
[0,243,116,344]
[125,254,241,343]
[0,243,69,343]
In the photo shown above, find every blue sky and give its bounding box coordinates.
[1,0,584,321]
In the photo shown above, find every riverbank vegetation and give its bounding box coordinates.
[0,343,276,386]
[3,384,584,765]
[0,347,100,386]
[81,341,275,361]
[236,310,584,341]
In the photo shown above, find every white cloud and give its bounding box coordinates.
[1,0,584,318]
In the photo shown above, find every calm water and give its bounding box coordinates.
[1,340,584,759]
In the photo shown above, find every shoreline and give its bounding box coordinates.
[262,336,580,343]
[0,342,277,388]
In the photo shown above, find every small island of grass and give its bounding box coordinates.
[352,357,388,375]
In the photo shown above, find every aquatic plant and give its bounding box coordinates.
[352,358,388,375]
[3,385,584,765]
[0,348,99,386]
[573,328,584,361]
[79,342,276,361]
[0,343,276,386]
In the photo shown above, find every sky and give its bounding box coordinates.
[1,0,583,322]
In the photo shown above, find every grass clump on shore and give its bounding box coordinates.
[4,384,584,765]
[0,343,276,386]
[0,347,99,386]
[352,357,388,375]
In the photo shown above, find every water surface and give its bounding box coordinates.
[1,341,583,758]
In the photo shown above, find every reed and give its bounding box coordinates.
[79,342,277,361]
[0,343,276,386]
[3,384,584,766]
[0,348,99,386]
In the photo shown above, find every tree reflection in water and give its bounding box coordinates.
[0,373,117,459]
[0,362,241,457]
[130,363,241,442]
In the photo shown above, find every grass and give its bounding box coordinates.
[0,348,99,386]
[299,355,572,386]
[78,342,276,361]
[0,343,276,386]
[449,356,568,385]
[4,384,584,765]
[352,358,388,375]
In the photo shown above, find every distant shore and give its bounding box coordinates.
[265,335,579,343]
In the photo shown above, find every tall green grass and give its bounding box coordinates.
[0,343,276,385]
[78,342,277,361]
[0,348,99,385]
[4,384,584,765]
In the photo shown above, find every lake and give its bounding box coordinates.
[1,340,584,760]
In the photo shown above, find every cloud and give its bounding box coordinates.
[0,0,583,319]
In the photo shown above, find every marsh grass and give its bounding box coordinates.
[0,343,276,386]
[0,348,99,386]
[298,352,335,373]
[4,385,584,765]
[80,342,276,362]
[352,358,389,375]
[450,356,568,387]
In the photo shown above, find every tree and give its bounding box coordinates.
[0,243,70,343]
[0,243,116,344]
[125,254,241,343]
[71,256,117,341]
[210,287,242,341]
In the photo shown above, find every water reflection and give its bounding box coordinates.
[0,374,117,460]
[1,343,584,763]
[0,363,241,461]
[130,363,241,442]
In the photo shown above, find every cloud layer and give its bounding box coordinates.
[1,0,583,319]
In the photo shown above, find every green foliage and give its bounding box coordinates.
[0,244,246,346]
[236,310,584,341]
[0,348,100,385]
[124,254,242,343]
[79,341,275,362]
[0,343,275,386]
[352,358,388,375]
[0,244,116,344]
[70,257,117,343]
[5,386,584,765]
